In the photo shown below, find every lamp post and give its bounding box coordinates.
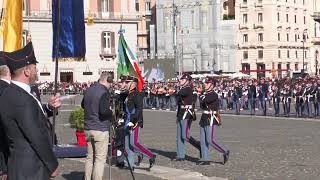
[316,50,319,75]
[300,31,308,75]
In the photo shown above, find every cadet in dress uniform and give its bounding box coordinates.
[304,83,314,118]
[123,76,156,170]
[282,84,292,117]
[174,74,201,161]
[198,77,230,165]
[0,42,61,180]
[0,53,10,180]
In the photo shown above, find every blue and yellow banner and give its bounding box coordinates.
[52,0,86,60]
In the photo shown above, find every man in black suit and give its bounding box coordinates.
[0,42,61,180]
[0,54,10,180]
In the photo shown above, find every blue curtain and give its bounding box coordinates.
[52,0,86,58]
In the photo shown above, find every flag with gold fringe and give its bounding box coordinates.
[52,0,86,61]
[2,0,23,52]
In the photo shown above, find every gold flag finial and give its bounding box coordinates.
[87,10,94,25]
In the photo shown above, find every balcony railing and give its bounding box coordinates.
[313,12,320,23]
[100,48,116,59]
[312,37,320,44]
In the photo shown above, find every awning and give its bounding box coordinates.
[240,69,289,73]
[60,69,73,73]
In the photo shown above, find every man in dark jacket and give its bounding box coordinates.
[0,54,10,180]
[0,42,60,180]
[81,72,113,180]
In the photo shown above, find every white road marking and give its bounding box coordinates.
[67,158,227,180]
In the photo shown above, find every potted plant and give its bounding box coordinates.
[69,108,87,146]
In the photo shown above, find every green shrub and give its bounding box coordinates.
[69,108,85,132]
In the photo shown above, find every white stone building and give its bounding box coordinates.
[156,0,236,73]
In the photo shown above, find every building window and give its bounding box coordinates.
[258,50,263,59]
[277,13,280,22]
[295,63,298,71]
[243,34,248,42]
[287,63,290,70]
[305,51,307,58]
[243,0,247,3]
[296,50,298,58]
[295,34,297,42]
[287,50,290,58]
[101,0,109,13]
[201,12,208,30]
[287,33,289,41]
[22,30,29,47]
[258,33,263,42]
[258,13,263,23]
[304,16,306,24]
[278,50,281,58]
[294,15,297,23]
[286,14,289,22]
[243,14,248,23]
[278,33,281,41]
[101,31,115,55]
[145,1,151,12]
[243,51,248,59]
[135,0,139,11]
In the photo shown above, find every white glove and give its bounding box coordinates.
[118,119,124,125]
[114,90,121,95]
[127,122,134,127]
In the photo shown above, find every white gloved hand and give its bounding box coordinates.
[114,90,121,95]
[127,122,134,127]
[118,119,124,125]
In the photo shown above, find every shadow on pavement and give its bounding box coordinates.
[149,148,199,162]
[62,171,84,180]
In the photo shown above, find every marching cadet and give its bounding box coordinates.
[248,80,257,115]
[272,85,281,117]
[282,84,292,117]
[198,77,229,165]
[123,75,156,170]
[305,83,314,118]
[173,74,201,161]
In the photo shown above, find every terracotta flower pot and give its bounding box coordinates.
[75,130,87,146]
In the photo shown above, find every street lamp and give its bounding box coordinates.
[316,50,319,75]
[300,31,308,75]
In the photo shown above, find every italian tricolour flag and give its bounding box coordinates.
[117,30,144,92]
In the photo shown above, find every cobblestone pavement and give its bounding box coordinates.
[47,96,320,180]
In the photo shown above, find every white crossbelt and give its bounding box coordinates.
[202,110,219,126]
[181,105,193,120]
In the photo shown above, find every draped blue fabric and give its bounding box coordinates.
[52,0,86,58]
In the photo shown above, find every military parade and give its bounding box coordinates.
[2,0,320,179]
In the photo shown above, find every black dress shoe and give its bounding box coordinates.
[223,150,230,165]
[136,155,143,166]
[171,157,185,161]
[197,161,210,165]
[149,155,156,169]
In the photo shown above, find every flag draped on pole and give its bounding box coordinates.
[52,0,86,60]
[3,0,23,52]
[117,30,144,92]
